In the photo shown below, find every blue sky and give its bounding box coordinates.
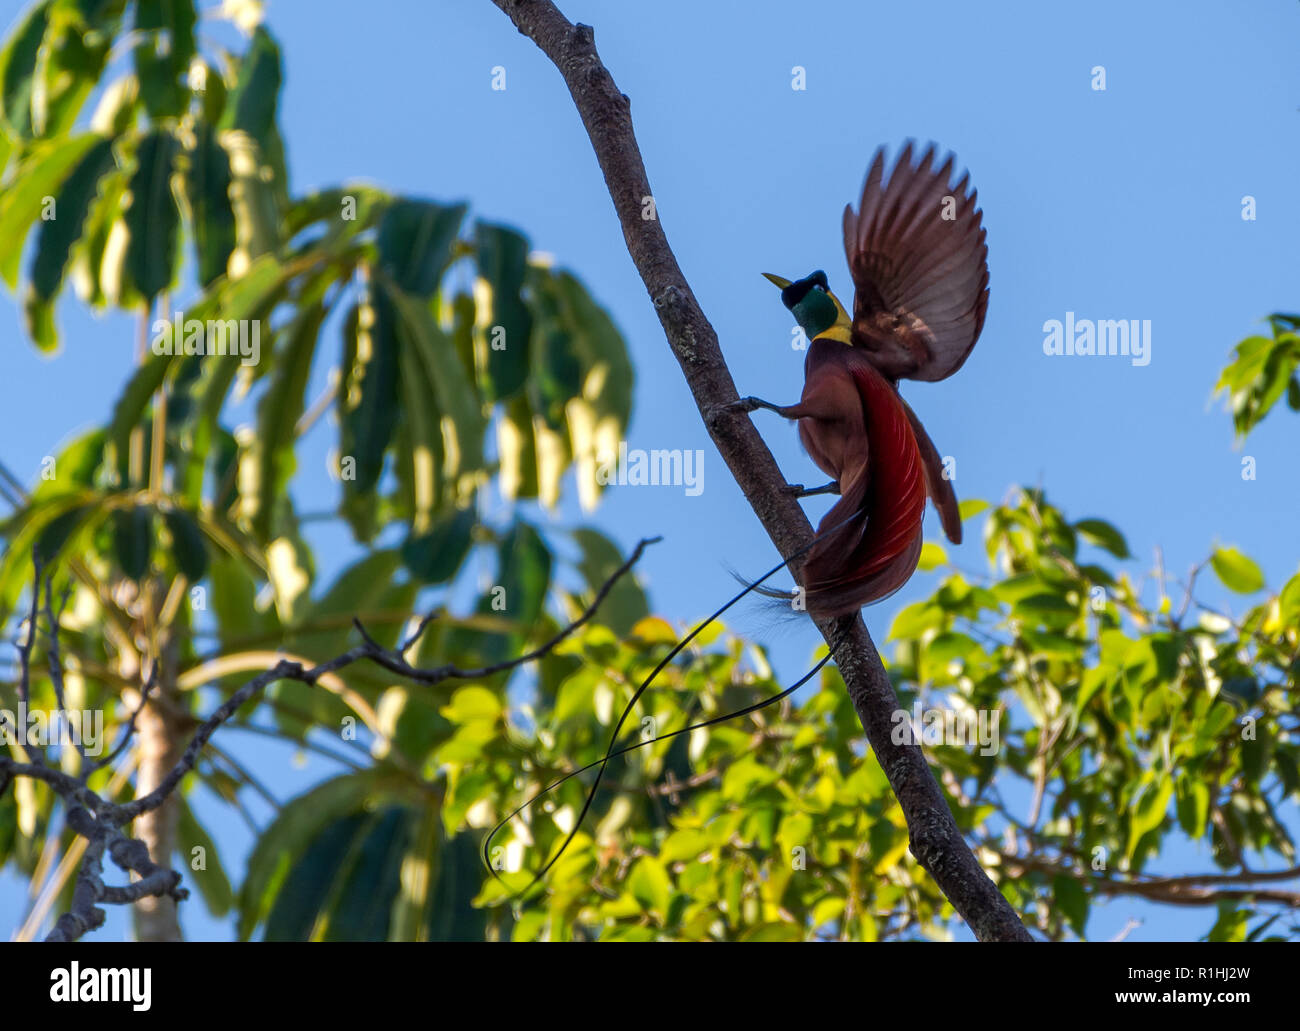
[2,0,1299,941]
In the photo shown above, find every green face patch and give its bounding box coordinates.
[792,287,838,338]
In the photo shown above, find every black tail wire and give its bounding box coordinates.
[482,507,866,897]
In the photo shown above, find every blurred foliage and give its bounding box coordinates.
[0,0,637,939]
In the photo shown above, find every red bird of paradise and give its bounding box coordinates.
[733,142,989,618]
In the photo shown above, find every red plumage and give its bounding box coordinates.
[761,142,989,618]
[786,341,928,617]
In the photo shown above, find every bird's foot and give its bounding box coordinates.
[782,480,840,498]
[727,396,789,416]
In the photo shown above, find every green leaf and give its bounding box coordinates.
[66,153,128,305]
[1013,593,1077,617]
[251,298,325,540]
[1216,323,1300,439]
[497,393,538,502]
[0,0,51,138]
[473,221,532,400]
[212,251,288,323]
[112,505,154,580]
[23,135,117,350]
[30,428,106,504]
[207,551,278,654]
[32,7,115,138]
[1207,904,1249,943]
[89,73,139,136]
[0,132,101,288]
[389,803,440,941]
[1241,725,1272,786]
[426,832,488,942]
[1210,547,1264,594]
[1052,874,1089,937]
[220,27,281,144]
[133,0,197,119]
[34,501,96,564]
[494,522,551,628]
[340,289,401,494]
[395,307,445,526]
[163,507,208,582]
[1127,778,1172,861]
[183,120,236,287]
[441,686,502,725]
[1074,518,1130,559]
[888,600,945,641]
[625,856,671,916]
[238,769,408,940]
[1176,779,1209,839]
[544,270,634,511]
[377,199,466,296]
[124,129,180,300]
[923,630,981,667]
[917,541,947,571]
[525,272,581,425]
[224,131,281,267]
[381,279,487,494]
[958,498,989,520]
[400,507,475,584]
[313,807,410,941]
[444,521,553,663]
[176,794,232,917]
[261,810,368,941]
[280,551,412,672]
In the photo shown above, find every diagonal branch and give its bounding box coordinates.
[489,0,1032,941]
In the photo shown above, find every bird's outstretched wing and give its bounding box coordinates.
[842,141,988,383]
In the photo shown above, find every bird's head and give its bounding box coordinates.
[763,270,849,340]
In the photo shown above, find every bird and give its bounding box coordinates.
[733,142,989,619]
[485,143,988,890]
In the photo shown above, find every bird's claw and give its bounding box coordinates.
[784,480,840,498]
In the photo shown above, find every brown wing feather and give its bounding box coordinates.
[898,395,962,545]
[843,142,989,383]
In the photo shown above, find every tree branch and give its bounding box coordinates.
[489,0,1032,941]
[1000,851,1300,909]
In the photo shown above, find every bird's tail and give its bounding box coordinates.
[799,362,929,618]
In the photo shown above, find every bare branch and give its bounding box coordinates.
[1000,851,1300,909]
[355,534,661,683]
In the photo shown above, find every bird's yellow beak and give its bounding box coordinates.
[762,273,792,290]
